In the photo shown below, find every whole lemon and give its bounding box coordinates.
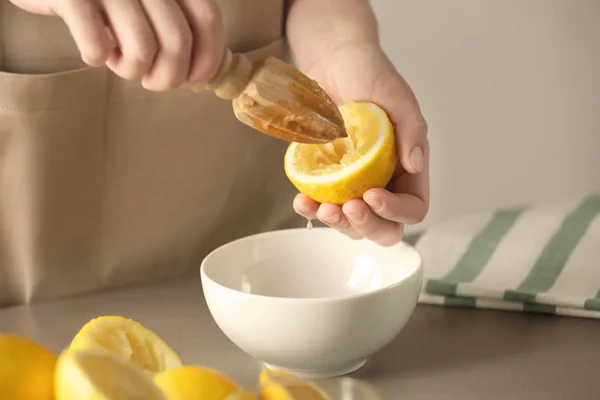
[0,334,57,400]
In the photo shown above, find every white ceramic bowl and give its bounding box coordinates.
[200,227,422,379]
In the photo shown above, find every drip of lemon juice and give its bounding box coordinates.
[306,219,313,230]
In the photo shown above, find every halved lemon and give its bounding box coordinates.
[284,101,397,205]
[226,390,258,400]
[68,316,182,375]
[0,334,57,400]
[258,369,331,400]
[258,369,298,388]
[54,348,165,400]
[153,365,253,400]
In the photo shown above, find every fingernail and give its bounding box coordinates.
[409,146,424,172]
[323,214,341,224]
[364,197,382,211]
[189,80,208,93]
[346,211,365,222]
[296,203,310,213]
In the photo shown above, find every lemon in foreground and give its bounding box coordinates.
[258,369,298,388]
[226,390,258,400]
[0,334,57,400]
[68,316,182,375]
[54,348,165,400]
[154,365,254,400]
[258,369,331,400]
[285,101,397,205]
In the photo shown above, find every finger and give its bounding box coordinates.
[11,0,53,14]
[316,203,361,240]
[53,0,111,66]
[392,131,430,214]
[139,0,192,91]
[342,200,405,247]
[384,116,430,219]
[103,0,157,80]
[293,194,319,220]
[396,114,428,175]
[373,73,430,212]
[373,71,428,175]
[363,187,428,225]
[176,0,225,91]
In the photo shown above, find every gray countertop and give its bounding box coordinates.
[1,278,599,399]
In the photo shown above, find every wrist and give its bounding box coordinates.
[286,0,380,70]
[302,40,384,78]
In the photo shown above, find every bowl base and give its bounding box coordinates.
[263,359,367,380]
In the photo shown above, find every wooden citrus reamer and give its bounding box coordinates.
[106,27,345,143]
[205,49,347,144]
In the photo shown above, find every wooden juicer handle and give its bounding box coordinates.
[204,49,253,100]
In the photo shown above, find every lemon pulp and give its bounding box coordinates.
[285,101,396,205]
[68,316,182,375]
[54,349,165,400]
[293,107,379,175]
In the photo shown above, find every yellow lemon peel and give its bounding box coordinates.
[258,369,331,400]
[285,101,396,205]
[154,365,252,400]
[0,334,57,400]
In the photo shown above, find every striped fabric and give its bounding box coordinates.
[415,193,600,318]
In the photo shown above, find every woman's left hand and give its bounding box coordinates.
[292,41,430,247]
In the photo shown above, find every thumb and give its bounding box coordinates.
[395,113,428,174]
[372,68,428,175]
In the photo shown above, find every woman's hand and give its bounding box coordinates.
[10,0,224,92]
[286,0,429,247]
[291,41,430,247]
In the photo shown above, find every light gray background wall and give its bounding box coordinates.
[372,0,600,231]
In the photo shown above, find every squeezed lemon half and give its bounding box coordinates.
[285,101,397,205]
[67,316,182,375]
[54,349,165,400]
[0,334,57,400]
[258,369,331,400]
[154,365,254,400]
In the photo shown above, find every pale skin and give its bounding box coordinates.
[287,0,429,246]
[10,0,226,91]
[10,0,429,247]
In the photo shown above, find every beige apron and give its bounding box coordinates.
[0,0,301,307]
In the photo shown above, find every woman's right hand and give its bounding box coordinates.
[9,0,225,92]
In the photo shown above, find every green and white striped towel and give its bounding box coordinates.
[415,193,600,318]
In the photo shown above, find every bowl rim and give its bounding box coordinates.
[199,227,423,304]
